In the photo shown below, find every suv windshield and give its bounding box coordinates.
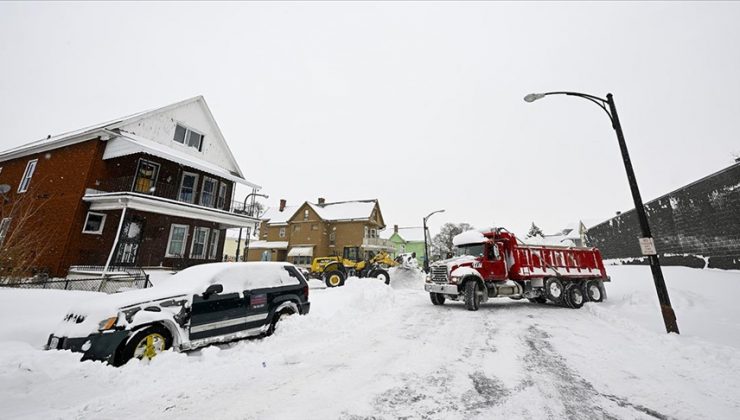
[454,243,485,257]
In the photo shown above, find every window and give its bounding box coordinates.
[312,224,318,231]
[133,159,159,194]
[18,159,38,193]
[200,177,217,207]
[166,224,189,257]
[179,172,199,203]
[0,217,11,246]
[82,212,106,234]
[304,210,309,220]
[173,124,204,151]
[279,227,286,238]
[293,224,300,232]
[217,182,228,209]
[329,231,336,243]
[208,229,220,259]
[364,226,369,238]
[190,227,209,258]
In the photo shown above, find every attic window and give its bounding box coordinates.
[173,124,203,151]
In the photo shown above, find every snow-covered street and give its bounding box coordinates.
[1,265,739,419]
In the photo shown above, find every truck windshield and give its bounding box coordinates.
[454,243,484,257]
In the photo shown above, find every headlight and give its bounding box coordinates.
[450,276,460,284]
[425,274,431,283]
[98,316,118,331]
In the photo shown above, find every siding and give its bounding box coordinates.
[586,162,740,269]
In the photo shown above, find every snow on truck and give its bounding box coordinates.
[424,229,609,310]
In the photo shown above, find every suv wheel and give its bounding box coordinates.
[266,308,296,336]
[118,324,172,366]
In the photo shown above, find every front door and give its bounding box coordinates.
[189,291,248,342]
[115,218,144,266]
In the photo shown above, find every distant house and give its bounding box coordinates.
[0,96,261,278]
[524,222,588,247]
[383,225,427,265]
[246,198,395,266]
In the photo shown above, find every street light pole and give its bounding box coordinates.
[235,192,269,262]
[524,91,679,334]
[423,209,445,273]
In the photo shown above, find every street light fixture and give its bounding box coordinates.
[235,192,269,262]
[524,91,679,334]
[423,209,445,273]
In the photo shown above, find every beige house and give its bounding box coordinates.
[246,198,395,266]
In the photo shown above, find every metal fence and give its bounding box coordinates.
[1,267,152,294]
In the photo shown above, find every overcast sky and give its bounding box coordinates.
[1,2,739,237]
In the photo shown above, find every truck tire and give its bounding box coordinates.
[324,270,345,288]
[564,283,585,309]
[430,292,446,305]
[370,269,390,285]
[464,281,481,311]
[544,277,565,304]
[585,280,603,302]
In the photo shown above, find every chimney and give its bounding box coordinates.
[279,199,286,212]
[318,197,326,205]
[394,224,398,234]
[616,211,622,216]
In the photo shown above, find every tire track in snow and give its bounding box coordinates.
[522,324,673,420]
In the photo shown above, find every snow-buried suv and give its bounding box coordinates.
[46,262,310,366]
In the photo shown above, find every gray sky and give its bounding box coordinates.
[1,2,739,237]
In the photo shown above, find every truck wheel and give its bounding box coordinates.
[430,292,446,305]
[324,270,345,288]
[117,324,172,366]
[370,269,390,285]
[544,278,565,304]
[586,280,603,302]
[564,283,585,309]
[464,281,481,311]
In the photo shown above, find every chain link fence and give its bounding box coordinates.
[1,266,152,294]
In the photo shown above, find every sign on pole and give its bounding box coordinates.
[639,237,657,256]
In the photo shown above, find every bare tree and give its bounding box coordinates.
[431,222,474,259]
[0,182,59,283]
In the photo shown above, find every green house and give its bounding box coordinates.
[383,225,427,266]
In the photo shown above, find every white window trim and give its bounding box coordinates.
[178,172,199,203]
[208,229,220,259]
[190,227,210,259]
[166,224,190,258]
[199,176,218,207]
[82,212,107,235]
[18,159,38,193]
[173,123,204,151]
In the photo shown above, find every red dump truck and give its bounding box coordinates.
[424,229,609,311]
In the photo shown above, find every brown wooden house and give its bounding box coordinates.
[0,96,261,278]
[246,198,396,266]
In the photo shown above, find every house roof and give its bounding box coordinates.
[0,96,250,185]
[307,199,378,222]
[261,205,302,225]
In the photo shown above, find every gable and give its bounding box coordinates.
[114,97,243,177]
[287,202,322,224]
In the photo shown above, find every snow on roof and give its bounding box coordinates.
[103,131,256,187]
[391,227,424,242]
[248,241,289,250]
[307,200,377,222]
[0,96,200,163]
[262,205,302,224]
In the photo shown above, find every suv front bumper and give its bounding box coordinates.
[46,330,130,364]
[424,283,459,295]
